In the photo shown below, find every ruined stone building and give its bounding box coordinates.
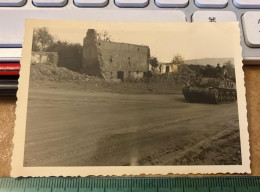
[82,29,150,81]
[159,62,178,74]
[31,51,58,66]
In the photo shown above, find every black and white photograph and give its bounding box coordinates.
[12,20,250,176]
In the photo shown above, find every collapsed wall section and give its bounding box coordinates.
[31,51,58,66]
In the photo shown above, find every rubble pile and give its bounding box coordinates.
[30,62,103,83]
[29,62,182,94]
[149,72,178,83]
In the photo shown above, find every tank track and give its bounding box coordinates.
[209,88,237,104]
[182,86,237,104]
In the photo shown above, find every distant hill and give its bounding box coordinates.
[184,58,234,66]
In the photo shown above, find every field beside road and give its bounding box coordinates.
[24,86,241,166]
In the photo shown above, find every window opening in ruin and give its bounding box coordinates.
[166,66,170,73]
[98,42,101,46]
[117,71,124,81]
[128,57,131,64]
[110,56,113,63]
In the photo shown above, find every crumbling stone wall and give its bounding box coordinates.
[160,63,178,74]
[82,29,150,81]
[97,41,149,80]
[81,29,103,78]
[31,52,58,66]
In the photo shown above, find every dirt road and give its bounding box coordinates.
[24,87,241,166]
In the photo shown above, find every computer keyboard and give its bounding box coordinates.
[0,0,259,64]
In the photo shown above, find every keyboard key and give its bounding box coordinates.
[0,10,186,48]
[0,0,26,6]
[33,0,68,7]
[0,48,21,62]
[192,11,237,22]
[195,0,228,8]
[234,0,260,8]
[74,0,108,7]
[115,0,148,7]
[155,0,188,8]
[242,12,260,48]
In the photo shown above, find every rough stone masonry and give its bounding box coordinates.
[81,29,150,81]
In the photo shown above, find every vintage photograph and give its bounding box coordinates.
[12,20,250,176]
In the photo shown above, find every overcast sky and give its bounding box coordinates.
[47,22,238,63]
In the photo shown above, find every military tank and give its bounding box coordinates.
[182,77,237,104]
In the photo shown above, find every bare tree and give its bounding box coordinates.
[171,54,185,66]
[177,64,197,86]
[97,31,111,42]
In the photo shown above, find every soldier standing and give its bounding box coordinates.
[216,63,222,78]
[222,65,228,86]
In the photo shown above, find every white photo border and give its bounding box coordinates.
[11,19,250,177]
